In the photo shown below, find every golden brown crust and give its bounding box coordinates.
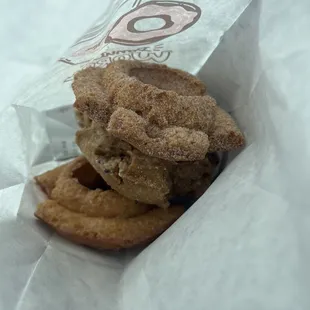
[51,157,152,218]
[35,199,184,250]
[34,163,68,197]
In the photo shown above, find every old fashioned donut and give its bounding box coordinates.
[34,158,184,249]
[76,124,215,207]
[50,157,151,218]
[73,61,215,161]
[107,107,210,161]
[35,199,184,250]
[72,60,245,161]
[105,1,201,46]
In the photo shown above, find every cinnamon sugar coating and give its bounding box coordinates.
[73,61,244,161]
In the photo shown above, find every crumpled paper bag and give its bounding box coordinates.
[2,0,310,309]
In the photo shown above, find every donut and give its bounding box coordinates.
[34,157,184,249]
[75,123,215,207]
[72,60,245,161]
[72,61,216,161]
[50,157,151,218]
[35,199,184,250]
[105,1,201,46]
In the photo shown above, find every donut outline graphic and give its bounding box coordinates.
[105,0,201,46]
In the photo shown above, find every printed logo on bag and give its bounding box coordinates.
[59,0,201,82]
[105,0,201,46]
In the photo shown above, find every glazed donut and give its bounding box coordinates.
[105,1,201,46]
[35,199,184,250]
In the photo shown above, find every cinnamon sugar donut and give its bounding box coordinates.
[50,157,151,218]
[72,60,245,161]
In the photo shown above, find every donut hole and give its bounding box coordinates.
[129,68,201,96]
[72,162,111,191]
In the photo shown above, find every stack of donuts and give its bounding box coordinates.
[35,60,245,250]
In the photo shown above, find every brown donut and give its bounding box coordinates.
[72,61,245,161]
[35,199,184,250]
[76,124,214,207]
[34,157,184,249]
[50,157,151,218]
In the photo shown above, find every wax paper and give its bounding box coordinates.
[2,0,310,309]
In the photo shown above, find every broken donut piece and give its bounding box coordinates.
[76,124,215,207]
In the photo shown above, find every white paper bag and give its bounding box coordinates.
[2,0,310,309]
